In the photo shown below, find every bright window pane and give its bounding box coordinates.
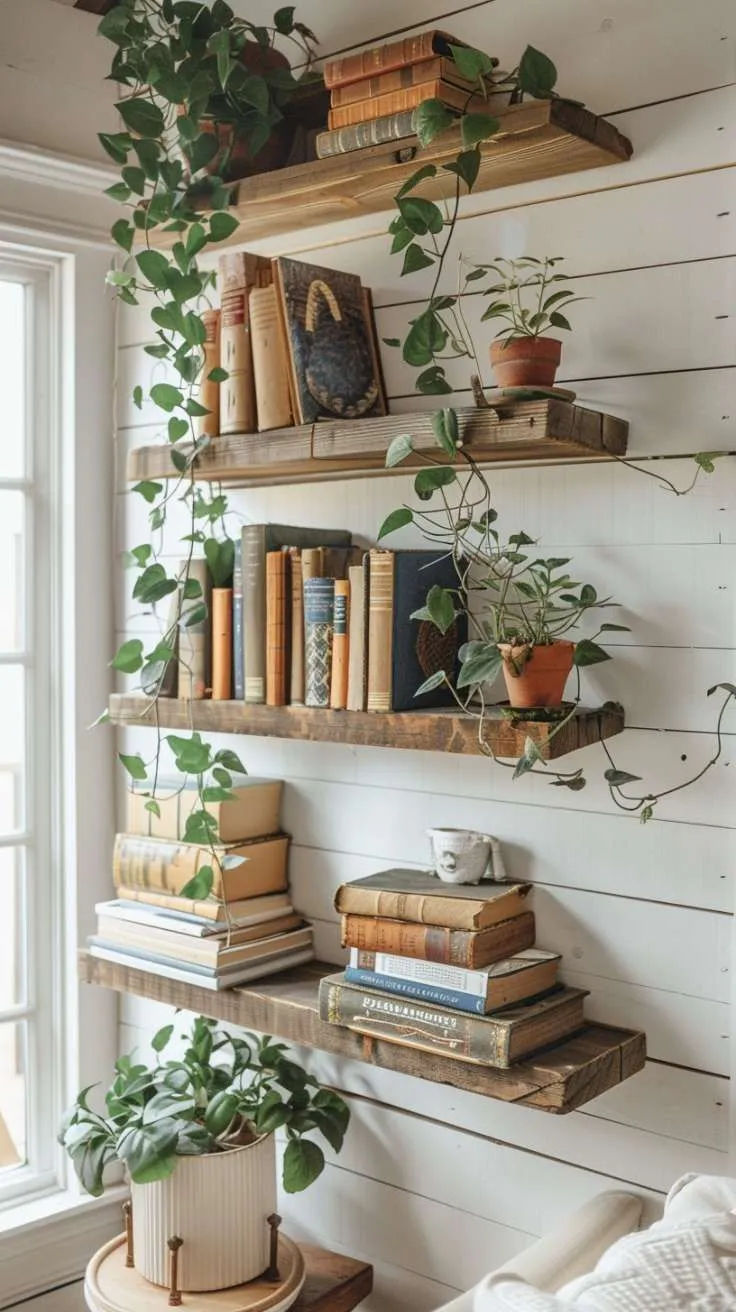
[0,491,25,651]
[0,1022,26,1172]
[0,283,25,478]
[0,666,24,831]
[0,847,24,1009]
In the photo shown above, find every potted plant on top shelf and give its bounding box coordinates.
[59,1015,349,1293]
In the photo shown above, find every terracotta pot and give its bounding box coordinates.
[199,42,293,181]
[490,336,562,389]
[130,1132,277,1291]
[498,640,575,708]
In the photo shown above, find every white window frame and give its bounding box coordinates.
[0,213,122,1307]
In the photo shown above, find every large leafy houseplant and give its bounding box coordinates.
[379,412,735,817]
[60,1015,349,1195]
[98,0,321,899]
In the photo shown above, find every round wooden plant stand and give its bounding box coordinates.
[84,1233,306,1312]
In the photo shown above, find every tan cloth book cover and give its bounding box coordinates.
[127,777,283,844]
[113,832,289,903]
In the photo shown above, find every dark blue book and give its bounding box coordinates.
[345,965,487,1013]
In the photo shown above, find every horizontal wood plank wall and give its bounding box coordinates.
[112,2,736,1306]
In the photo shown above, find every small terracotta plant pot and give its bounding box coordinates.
[490,336,562,389]
[498,640,575,709]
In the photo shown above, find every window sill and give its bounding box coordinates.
[0,1185,127,1309]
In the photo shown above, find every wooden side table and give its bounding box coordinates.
[85,1235,372,1312]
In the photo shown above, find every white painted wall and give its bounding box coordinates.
[112,3,736,1309]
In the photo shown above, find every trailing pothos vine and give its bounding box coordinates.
[379,411,735,821]
[97,0,318,902]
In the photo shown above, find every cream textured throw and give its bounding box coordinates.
[474,1176,736,1311]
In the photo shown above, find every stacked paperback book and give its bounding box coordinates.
[317,29,512,158]
[320,870,587,1068]
[89,778,314,990]
[166,539,465,715]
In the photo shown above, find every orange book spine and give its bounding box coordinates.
[266,550,289,707]
[211,587,232,700]
[324,30,456,88]
[366,550,394,713]
[330,58,448,106]
[328,81,482,130]
[330,579,349,710]
[289,549,305,705]
[197,309,221,438]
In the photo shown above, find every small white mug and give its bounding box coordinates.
[427,828,507,885]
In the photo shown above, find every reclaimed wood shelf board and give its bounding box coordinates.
[108,696,625,761]
[127,402,629,488]
[79,954,646,1114]
[143,100,632,249]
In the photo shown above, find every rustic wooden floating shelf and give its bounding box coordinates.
[79,954,646,1113]
[143,100,632,249]
[109,695,624,761]
[128,401,628,488]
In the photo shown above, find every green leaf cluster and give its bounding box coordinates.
[59,1017,350,1197]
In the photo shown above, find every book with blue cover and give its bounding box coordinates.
[345,947,560,1015]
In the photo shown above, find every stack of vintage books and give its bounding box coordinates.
[320,870,586,1068]
[317,29,510,158]
[164,540,464,715]
[88,778,314,990]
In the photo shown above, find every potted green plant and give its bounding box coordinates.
[470,255,583,389]
[59,1016,349,1292]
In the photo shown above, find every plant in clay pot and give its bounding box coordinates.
[470,255,583,390]
[59,1016,349,1292]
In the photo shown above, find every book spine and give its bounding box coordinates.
[330,58,447,106]
[344,966,485,1014]
[177,558,211,699]
[197,308,221,437]
[266,550,289,707]
[319,975,512,1065]
[316,110,419,159]
[211,587,232,700]
[349,947,488,996]
[242,525,266,705]
[289,549,304,705]
[250,285,293,432]
[324,31,445,88]
[304,577,335,708]
[113,834,224,899]
[335,885,490,931]
[346,564,365,711]
[367,549,394,712]
[220,264,257,436]
[232,538,244,699]
[328,81,449,130]
[330,579,349,710]
[342,914,463,963]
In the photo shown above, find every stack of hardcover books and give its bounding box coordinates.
[317,30,511,158]
[89,777,314,990]
[320,869,587,1068]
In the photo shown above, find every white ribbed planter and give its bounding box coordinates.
[131,1132,277,1292]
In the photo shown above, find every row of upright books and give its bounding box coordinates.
[88,778,314,990]
[320,869,587,1068]
[198,251,386,438]
[166,536,464,711]
[316,29,513,158]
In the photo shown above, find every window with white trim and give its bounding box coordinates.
[0,254,61,1207]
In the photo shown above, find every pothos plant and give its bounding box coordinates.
[97,0,319,899]
[378,410,736,821]
[59,1015,349,1195]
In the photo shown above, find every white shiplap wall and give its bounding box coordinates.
[114,3,736,1308]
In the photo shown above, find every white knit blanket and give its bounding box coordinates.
[475,1177,736,1312]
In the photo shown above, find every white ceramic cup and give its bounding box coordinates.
[427,828,507,884]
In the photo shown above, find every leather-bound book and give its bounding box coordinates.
[197,308,221,438]
[366,548,466,712]
[289,548,305,705]
[316,110,422,158]
[330,56,481,106]
[341,910,536,968]
[266,549,289,707]
[219,254,260,435]
[249,284,293,431]
[324,30,466,87]
[328,81,503,130]
[346,561,367,711]
[330,579,349,710]
[334,869,531,931]
[304,576,335,708]
[177,558,211,700]
[211,586,232,700]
